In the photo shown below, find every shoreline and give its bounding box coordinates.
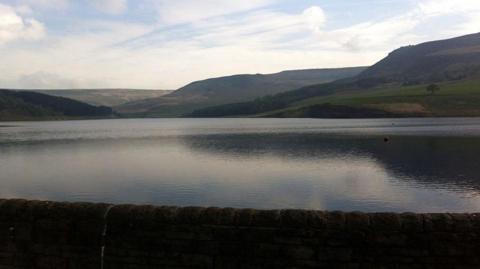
[3,115,480,123]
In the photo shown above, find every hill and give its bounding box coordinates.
[115,67,366,117]
[189,33,480,118]
[264,79,480,118]
[34,89,172,107]
[0,90,113,121]
[358,32,480,84]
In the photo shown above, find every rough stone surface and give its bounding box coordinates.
[0,199,479,268]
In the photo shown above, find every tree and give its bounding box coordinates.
[426,84,440,95]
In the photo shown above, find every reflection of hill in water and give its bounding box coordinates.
[181,133,480,191]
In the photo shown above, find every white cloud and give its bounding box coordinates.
[0,3,45,45]
[302,6,326,33]
[153,0,275,25]
[14,4,33,15]
[322,13,422,51]
[0,20,156,89]
[12,71,81,89]
[21,0,69,10]
[2,1,480,89]
[0,3,409,89]
[414,0,480,38]
[126,4,419,58]
[417,0,480,16]
[129,6,328,51]
[448,12,480,36]
[88,0,128,15]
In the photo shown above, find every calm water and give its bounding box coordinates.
[1,118,480,212]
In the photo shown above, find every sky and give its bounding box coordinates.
[0,0,479,89]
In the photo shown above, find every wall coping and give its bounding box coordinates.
[1,199,479,232]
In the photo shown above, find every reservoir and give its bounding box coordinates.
[1,118,480,212]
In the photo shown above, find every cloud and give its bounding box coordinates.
[321,13,421,51]
[414,0,480,37]
[21,0,69,10]
[448,12,480,36]
[302,6,326,33]
[153,0,275,25]
[2,1,480,89]
[88,0,128,15]
[0,71,109,89]
[123,3,420,60]
[0,3,414,89]
[417,0,480,16]
[14,71,80,89]
[14,4,33,15]
[0,20,156,89]
[124,6,329,51]
[0,3,45,45]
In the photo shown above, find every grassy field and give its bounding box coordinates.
[262,79,480,117]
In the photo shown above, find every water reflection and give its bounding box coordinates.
[1,118,480,212]
[181,134,480,191]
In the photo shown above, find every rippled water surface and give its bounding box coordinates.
[1,118,480,212]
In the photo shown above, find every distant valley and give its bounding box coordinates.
[3,32,480,121]
[35,89,173,107]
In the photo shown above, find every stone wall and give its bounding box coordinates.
[0,199,479,269]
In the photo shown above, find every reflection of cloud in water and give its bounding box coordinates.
[179,133,480,211]
[0,139,394,210]
[181,133,480,192]
[1,134,480,212]
[2,116,480,213]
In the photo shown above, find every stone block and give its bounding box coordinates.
[370,213,401,231]
[235,208,256,226]
[449,213,473,232]
[346,212,370,231]
[399,213,423,233]
[176,207,205,224]
[424,214,454,232]
[317,247,352,262]
[281,246,315,260]
[325,211,346,230]
[252,210,280,227]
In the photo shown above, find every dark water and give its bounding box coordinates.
[1,118,480,212]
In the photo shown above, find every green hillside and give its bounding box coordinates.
[189,33,480,118]
[115,67,366,117]
[0,93,62,120]
[0,90,114,121]
[264,79,480,117]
